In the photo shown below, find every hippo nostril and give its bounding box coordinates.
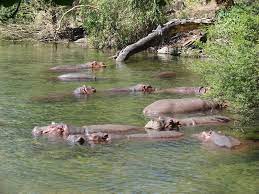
[76,137,85,145]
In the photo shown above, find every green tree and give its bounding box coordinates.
[192,4,259,124]
[82,0,168,49]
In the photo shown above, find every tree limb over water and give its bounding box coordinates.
[115,18,214,62]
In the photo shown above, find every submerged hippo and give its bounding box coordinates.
[107,84,156,93]
[145,117,181,131]
[155,71,176,79]
[143,98,220,117]
[195,130,241,148]
[50,61,106,72]
[31,85,96,102]
[127,130,184,139]
[82,124,144,134]
[32,122,110,145]
[156,87,208,95]
[145,115,230,130]
[32,123,184,145]
[73,85,96,96]
[57,73,103,81]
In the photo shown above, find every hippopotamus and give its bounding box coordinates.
[106,84,156,93]
[73,85,96,96]
[57,73,104,82]
[143,98,220,117]
[32,123,184,145]
[154,71,176,79]
[32,122,110,145]
[127,130,184,140]
[145,115,230,130]
[31,85,96,102]
[195,130,241,148]
[82,124,144,134]
[50,61,106,72]
[156,87,208,95]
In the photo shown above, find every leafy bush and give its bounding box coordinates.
[81,0,168,49]
[192,4,259,124]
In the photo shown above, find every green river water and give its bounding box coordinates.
[0,42,258,194]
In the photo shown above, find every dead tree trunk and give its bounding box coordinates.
[115,18,213,62]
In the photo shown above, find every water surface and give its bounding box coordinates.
[0,42,258,194]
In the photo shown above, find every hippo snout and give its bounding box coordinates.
[32,126,43,137]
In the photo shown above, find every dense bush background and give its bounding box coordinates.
[192,4,259,124]
[81,0,168,49]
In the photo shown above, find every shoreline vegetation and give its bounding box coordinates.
[0,0,258,138]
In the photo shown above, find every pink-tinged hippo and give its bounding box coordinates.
[195,130,241,148]
[144,115,230,131]
[32,122,110,145]
[156,87,208,95]
[73,85,96,96]
[107,84,156,93]
[50,61,106,72]
[155,71,176,79]
[32,123,185,145]
[143,98,220,117]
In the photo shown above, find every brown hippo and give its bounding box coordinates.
[144,115,230,130]
[156,87,208,95]
[155,71,176,79]
[31,85,96,102]
[50,61,106,72]
[106,84,156,93]
[143,98,220,117]
[73,85,96,96]
[32,122,110,145]
[194,130,241,148]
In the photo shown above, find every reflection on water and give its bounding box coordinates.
[0,42,258,193]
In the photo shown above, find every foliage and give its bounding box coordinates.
[81,0,168,49]
[0,0,75,6]
[192,4,259,124]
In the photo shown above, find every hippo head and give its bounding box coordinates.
[87,132,110,143]
[32,123,70,138]
[198,130,241,148]
[131,84,155,93]
[198,86,209,94]
[145,117,180,131]
[91,61,106,69]
[73,85,96,95]
[200,130,214,142]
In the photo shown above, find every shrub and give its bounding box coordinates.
[192,4,259,124]
[81,0,168,49]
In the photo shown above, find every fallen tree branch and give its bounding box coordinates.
[115,18,214,62]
